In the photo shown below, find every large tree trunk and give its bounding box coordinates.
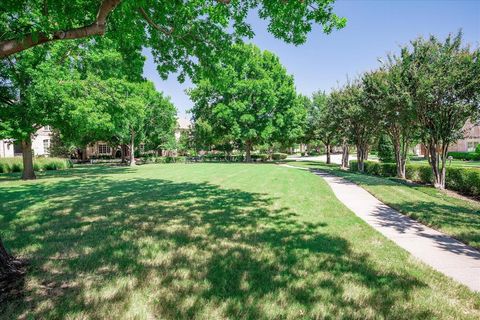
[21,137,36,180]
[0,237,25,302]
[325,143,331,164]
[341,139,349,170]
[129,130,136,166]
[245,141,252,162]
[121,144,127,163]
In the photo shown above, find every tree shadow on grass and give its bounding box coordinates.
[0,172,431,319]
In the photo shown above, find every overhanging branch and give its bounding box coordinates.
[0,0,121,58]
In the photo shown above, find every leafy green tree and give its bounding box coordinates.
[333,81,380,172]
[377,134,395,163]
[401,32,480,188]
[362,64,417,178]
[306,91,338,164]
[1,1,346,79]
[188,44,302,161]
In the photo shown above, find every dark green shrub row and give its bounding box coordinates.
[138,156,187,164]
[203,154,245,162]
[447,152,480,161]
[272,153,288,160]
[0,157,73,173]
[251,154,269,162]
[350,160,480,197]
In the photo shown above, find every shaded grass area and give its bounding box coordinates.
[1,163,479,319]
[291,161,480,250]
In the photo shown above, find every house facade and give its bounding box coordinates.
[414,120,480,156]
[0,126,53,158]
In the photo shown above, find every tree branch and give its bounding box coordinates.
[0,0,122,58]
[138,8,174,36]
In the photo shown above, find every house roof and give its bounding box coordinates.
[177,118,191,130]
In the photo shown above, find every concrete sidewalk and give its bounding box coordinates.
[284,165,480,292]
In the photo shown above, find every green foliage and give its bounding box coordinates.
[272,153,288,160]
[448,152,480,161]
[377,135,395,163]
[476,144,480,154]
[350,160,480,197]
[1,1,346,78]
[0,157,73,173]
[251,154,269,162]
[189,44,305,153]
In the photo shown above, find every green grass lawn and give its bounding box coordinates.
[1,163,479,319]
[409,157,480,169]
[292,161,480,250]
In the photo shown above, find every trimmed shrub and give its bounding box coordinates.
[0,157,73,173]
[349,160,480,197]
[377,135,395,163]
[251,153,269,162]
[447,152,480,161]
[272,153,288,160]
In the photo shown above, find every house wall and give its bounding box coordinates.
[0,140,14,157]
[448,120,480,152]
[0,126,53,158]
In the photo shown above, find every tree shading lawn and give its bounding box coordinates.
[292,161,480,250]
[1,164,479,319]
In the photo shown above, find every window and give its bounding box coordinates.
[43,139,50,154]
[139,144,145,153]
[98,144,111,154]
[44,125,52,131]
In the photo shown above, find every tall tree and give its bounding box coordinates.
[307,91,337,164]
[402,32,480,188]
[362,66,417,178]
[188,44,302,161]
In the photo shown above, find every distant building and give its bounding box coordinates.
[175,118,191,141]
[414,120,480,156]
[0,126,53,158]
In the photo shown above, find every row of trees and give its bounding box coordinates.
[305,32,480,189]
[0,39,177,179]
[187,44,307,161]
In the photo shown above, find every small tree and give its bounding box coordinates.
[377,134,395,163]
[402,32,480,188]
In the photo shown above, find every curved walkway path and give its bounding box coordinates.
[283,164,480,292]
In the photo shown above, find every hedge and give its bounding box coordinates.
[0,157,73,174]
[350,160,480,197]
[447,152,480,161]
[138,156,187,164]
[272,153,288,160]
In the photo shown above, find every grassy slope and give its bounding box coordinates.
[0,164,479,319]
[292,161,480,249]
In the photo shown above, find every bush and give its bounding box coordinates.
[377,135,395,163]
[0,157,73,173]
[476,144,480,154]
[272,153,288,160]
[350,160,480,197]
[251,153,269,162]
[447,152,480,161]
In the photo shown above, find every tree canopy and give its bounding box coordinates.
[188,43,305,160]
[1,0,345,80]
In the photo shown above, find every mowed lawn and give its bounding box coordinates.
[1,164,479,319]
[291,161,480,250]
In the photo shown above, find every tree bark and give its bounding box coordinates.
[427,141,448,189]
[341,138,349,170]
[121,144,127,163]
[392,137,406,179]
[0,0,121,58]
[129,130,136,166]
[356,143,367,172]
[21,137,36,180]
[325,143,331,164]
[245,141,252,162]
